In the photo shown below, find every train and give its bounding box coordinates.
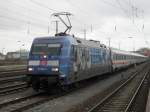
[27,33,148,91]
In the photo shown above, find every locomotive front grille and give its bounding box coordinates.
[28,60,40,66]
[28,60,59,66]
[47,60,59,66]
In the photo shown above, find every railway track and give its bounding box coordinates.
[0,82,28,95]
[0,69,26,78]
[0,69,27,85]
[0,65,26,72]
[0,92,44,110]
[87,65,149,112]
[0,64,147,112]
[0,91,64,112]
[0,69,28,95]
[0,75,26,84]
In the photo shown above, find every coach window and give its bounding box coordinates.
[113,54,116,60]
[116,55,118,60]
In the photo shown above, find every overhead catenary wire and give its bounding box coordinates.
[0,0,149,47]
[65,0,114,35]
[0,1,61,34]
[0,1,53,31]
[65,0,90,17]
[101,0,121,9]
[64,0,94,34]
[30,0,60,12]
[0,14,49,29]
[7,1,50,18]
[0,7,49,25]
[115,0,148,43]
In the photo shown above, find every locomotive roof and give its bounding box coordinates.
[33,35,108,49]
[74,37,107,48]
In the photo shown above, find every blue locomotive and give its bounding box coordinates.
[27,34,112,91]
[27,34,147,91]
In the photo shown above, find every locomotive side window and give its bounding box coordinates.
[71,45,77,62]
[74,46,78,62]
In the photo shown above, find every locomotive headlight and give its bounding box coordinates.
[28,67,34,71]
[60,74,66,78]
[43,55,47,58]
[51,67,59,72]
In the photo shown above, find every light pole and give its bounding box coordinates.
[118,41,121,50]
[108,38,111,48]
[128,37,135,51]
[17,41,25,59]
[2,48,5,54]
[17,41,21,58]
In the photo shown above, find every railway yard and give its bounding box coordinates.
[1,0,150,112]
[0,62,149,112]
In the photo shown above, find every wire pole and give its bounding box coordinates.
[118,41,121,50]
[84,29,86,40]
[55,20,59,34]
[52,20,59,34]
[27,21,30,35]
[91,24,93,32]
[48,25,50,34]
[108,38,111,48]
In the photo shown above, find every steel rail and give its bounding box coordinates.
[0,93,43,108]
[124,70,149,112]
[0,70,26,78]
[87,70,140,112]
[0,82,28,95]
[0,69,26,73]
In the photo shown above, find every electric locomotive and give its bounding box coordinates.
[27,34,112,91]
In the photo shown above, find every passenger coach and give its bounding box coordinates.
[111,48,147,70]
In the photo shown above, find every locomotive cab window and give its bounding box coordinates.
[31,43,61,56]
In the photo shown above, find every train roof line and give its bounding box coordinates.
[111,47,147,57]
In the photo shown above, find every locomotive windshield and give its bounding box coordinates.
[31,43,61,56]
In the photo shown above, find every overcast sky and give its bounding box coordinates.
[0,0,149,53]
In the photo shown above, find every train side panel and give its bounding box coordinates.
[111,48,148,71]
[67,40,112,84]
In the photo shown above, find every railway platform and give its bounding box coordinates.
[146,89,150,112]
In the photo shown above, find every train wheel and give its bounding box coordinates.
[61,85,69,92]
[32,80,40,92]
[73,82,80,88]
[26,76,32,87]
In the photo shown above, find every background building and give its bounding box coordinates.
[0,53,5,60]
